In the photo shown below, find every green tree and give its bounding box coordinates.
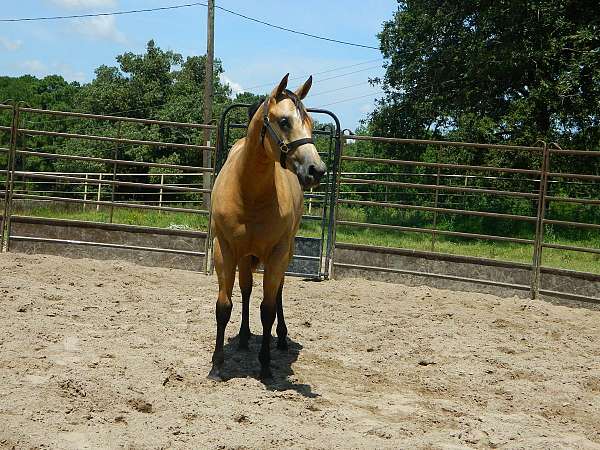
[0,40,239,203]
[361,0,600,234]
[373,0,600,150]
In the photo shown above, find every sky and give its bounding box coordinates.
[0,0,397,130]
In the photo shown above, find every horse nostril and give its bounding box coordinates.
[308,164,325,182]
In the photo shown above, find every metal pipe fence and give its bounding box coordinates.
[2,103,599,303]
[18,107,214,129]
[333,134,600,302]
[0,103,217,272]
[2,171,332,210]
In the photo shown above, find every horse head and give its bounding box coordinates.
[255,74,327,190]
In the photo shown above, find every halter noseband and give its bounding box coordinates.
[260,95,314,169]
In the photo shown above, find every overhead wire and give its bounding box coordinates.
[243,59,382,91]
[0,2,208,22]
[22,86,387,127]
[3,2,384,123]
[310,81,374,97]
[24,88,387,127]
[1,2,380,50]
[214,5,379,50]
[317,91,385,108]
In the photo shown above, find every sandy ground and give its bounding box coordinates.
[0,253,600,449]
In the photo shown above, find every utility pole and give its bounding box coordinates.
[202,0,215,208]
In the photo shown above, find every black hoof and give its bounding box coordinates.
[277,339,288,351]
[259,366,273,380]
[207,366,225,382]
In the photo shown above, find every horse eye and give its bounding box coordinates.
[278,117,290,129]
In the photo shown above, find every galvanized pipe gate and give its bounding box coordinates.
[212,103,342,280]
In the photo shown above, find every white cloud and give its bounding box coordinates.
[220,74,244,96]
[19,60,48,75]
[54,63,87,83]
[0,37,23,52]
[15,60,88,83]
[49,0,117,9]
[73,16,127,44]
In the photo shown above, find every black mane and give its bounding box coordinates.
[247,97,265,122]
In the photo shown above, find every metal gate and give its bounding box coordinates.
[213,103,341,280]
[0,102,19,250]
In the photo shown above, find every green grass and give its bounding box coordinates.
[11,203,210,231]
[335,225,600,274]
[9,202,600,275]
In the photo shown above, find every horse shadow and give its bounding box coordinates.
[219,334,319,398]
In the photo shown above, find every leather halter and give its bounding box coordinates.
[260,94,314,169]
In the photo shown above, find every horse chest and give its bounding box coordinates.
[212,156,303,257]
[243,206,295,237]
[222,202,296,252]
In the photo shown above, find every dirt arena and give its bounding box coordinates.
[1,253,599,449]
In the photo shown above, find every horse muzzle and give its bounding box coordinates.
[298,160,326,190]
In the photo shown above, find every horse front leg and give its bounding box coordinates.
[237,255,254,350]
[275,280,288,351]
[259,248,288,379]
[208,237,236,381]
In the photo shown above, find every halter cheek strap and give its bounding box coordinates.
[260,99,314,168]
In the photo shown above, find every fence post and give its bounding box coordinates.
[384,175,389,203]
[96,173,102,212]
[109,121,121,224]
[531,142,549,299]
[203,139,212,209]
[327,132,344,279]
[463,175,469,209]
[159,173,164,211]
[431,149,442,252]
[1,101,19,251]
[83,173,90,210]
[204,136,219,275]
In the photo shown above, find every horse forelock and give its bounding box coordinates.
[277,90,311,127]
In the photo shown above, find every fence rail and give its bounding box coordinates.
[19,106,215,129]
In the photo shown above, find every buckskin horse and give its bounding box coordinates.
[208,74,326,380]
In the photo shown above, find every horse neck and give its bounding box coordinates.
[239,119,277,200]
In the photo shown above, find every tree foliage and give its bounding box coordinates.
[348,2,600,236]
[372,0,600,150]
[0,40,250,204]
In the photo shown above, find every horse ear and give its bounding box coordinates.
[271,73,289,98]
[294,75,312,100]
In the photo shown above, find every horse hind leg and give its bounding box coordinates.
[276,280,288,351]
[259,248,288,379]
[237,255,254,350]
[208,238,236,381]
